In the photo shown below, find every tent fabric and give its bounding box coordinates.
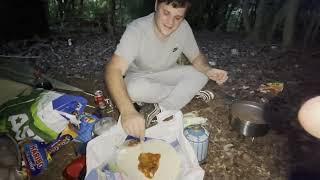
[0,78,33,106]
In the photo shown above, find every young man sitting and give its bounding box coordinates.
[105,0,228,140]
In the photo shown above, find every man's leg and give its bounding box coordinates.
[155,66,209,110]
[124,74,175,103]
[125,65,208,110]
[125,72,176,127]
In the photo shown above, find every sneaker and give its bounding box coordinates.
[139,103,161,128]
[195,90,215,103]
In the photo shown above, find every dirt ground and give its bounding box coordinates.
[1,28,320,180]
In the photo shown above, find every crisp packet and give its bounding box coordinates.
[74,113,98,143]
[22,140,51,176]
[46,134,73,156]
[60,113,98,143]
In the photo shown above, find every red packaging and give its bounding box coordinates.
[94,90,106,109]
[63,155,86,180]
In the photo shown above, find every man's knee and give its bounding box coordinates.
[187,66,209,86]
[197,71,209,85]
[125,78,144,101]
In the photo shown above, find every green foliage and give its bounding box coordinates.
[124,0,154,22]
[226,7,242,32]
[187,0,239,31]
[48,0,242,31]
[48,0,154,26]
[46,0,319,47]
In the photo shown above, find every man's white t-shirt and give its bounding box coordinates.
[115,13,200,74]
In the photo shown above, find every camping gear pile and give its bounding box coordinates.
[0,59,112,179]
[0,88,102,178]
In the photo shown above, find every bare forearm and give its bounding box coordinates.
[105,55,145,139]
[105,65,136,115]
[193,53,228,85]
[191,53,211,75]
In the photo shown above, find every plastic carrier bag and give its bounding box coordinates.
[85,111,204,180]
[0,90,87,142]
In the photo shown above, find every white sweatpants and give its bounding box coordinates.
[124,65,208,110]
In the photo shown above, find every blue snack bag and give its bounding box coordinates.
[74,113,98,143]
[22,140,51,176]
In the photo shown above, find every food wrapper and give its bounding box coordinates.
[74,113,97,143]
[22,134,73,176]
[60,113,98,143]
[183,111,207,128]
[46,134,73,156]
[258,82,284,95]
[22,140,51,176]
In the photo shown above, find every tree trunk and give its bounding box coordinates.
[119,0,123,26]
[206,1,216,30]
[110,0,116,35]
[206,0,230,31]
[80,0,84,8]
[268,4,285,42]
[56,0,64,21]
[251,0,266,41]
[215,3,234,32]
[78,0,84,16]
[242,0,252,33]
[310,19,320,43]
[282,0,300,47]
[42,0,49,32]
[304,16,320,46]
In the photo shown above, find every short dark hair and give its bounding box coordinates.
[157,0,191,9]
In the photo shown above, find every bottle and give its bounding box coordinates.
[93,90,109,118]
[92,90,116,136]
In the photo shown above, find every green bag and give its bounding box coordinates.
[0,90,58,142]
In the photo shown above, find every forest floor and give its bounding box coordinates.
[1,26,320,180]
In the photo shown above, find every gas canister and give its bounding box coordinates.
[183,125,209,164]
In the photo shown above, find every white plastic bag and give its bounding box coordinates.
[85,111,204,180]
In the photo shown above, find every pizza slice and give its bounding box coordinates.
[138,152,161,179]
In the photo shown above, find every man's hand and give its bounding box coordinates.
[121,110,145,141]
[206,68,228,85]
[191,53,228,85]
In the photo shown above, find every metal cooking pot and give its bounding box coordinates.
[229,101,269,137]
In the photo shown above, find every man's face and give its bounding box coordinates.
[154,2,187,38]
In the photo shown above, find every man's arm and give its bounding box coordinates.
[191,53,211,74]
[191,53,228,85]
[105,54,134,115]
[105,54,145,140]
